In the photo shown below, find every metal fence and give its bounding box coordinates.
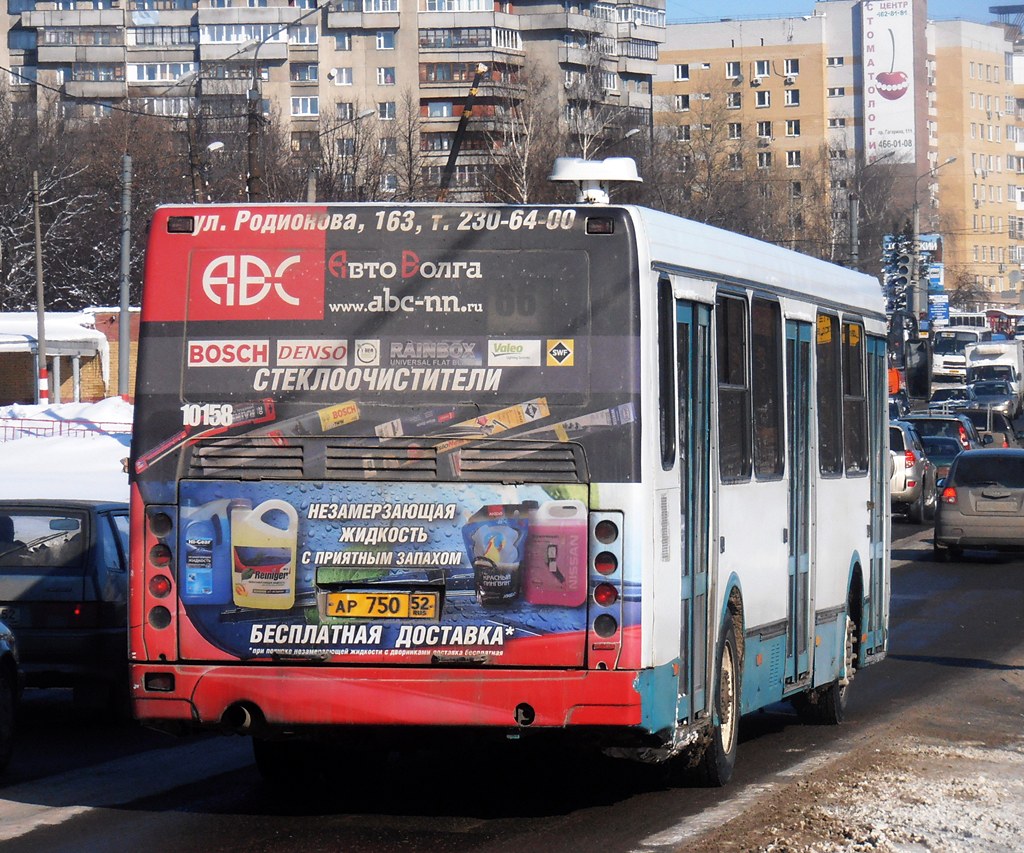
[0,418,133,442]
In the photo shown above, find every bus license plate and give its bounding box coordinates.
[324,591,439,620]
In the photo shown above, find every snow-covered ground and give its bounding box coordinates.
[0,398,133,502]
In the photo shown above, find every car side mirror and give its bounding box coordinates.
[983,434,994,445]
[936,477,946,491]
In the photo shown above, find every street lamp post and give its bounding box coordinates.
[911,156,957,328]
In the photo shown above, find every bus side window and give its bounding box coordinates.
[752,298,783,479]
[842,320,868,475]
[816,313,843,476]
[717,293,751,481]
[658,279,677,470]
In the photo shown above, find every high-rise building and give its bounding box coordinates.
[1,0,666,197]
[656,1,1024,310]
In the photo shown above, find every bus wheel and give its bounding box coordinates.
[696,615,741,787]
[253,738,314,782]
[796,616,855,726]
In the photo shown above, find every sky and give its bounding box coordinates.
[0,399,132,502]
[666,1,1004,24]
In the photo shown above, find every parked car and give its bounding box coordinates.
[918,435,964,483]
[901,413,987,451]
[964,379,1017,418]
[0,618,21,772]
[890,421,936,523]
[934,448,1024,561]
[927,386,969,413]
[961,408,1024,449]
[0,501,129,710]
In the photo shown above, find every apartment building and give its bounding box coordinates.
[1,0,665,195]
[656,1,1024,308]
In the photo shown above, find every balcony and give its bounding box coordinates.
[199,40,288,63]
[64,79,128,99]
[37,44,125,63]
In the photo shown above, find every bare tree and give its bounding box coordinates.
[485,63,564,204]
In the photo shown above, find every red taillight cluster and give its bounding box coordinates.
[958,427,970,449]
[146,510,176,634]
[941,486,958,504]
[589,513,624,647]
[904,450,916,469]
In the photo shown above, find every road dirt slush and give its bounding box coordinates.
[683,642,1024,852]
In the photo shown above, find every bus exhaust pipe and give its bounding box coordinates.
[222,703,256,733]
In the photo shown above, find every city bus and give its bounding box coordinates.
[129,197,890,785]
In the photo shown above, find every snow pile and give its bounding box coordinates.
[759,736,1024,852]
[0,398,133,502]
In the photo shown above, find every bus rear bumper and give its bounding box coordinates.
[131,664,646,732]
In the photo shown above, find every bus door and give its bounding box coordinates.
[785,321,812,684]
[866,336,889,651]
[676,301,712,719]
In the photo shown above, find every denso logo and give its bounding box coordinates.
[189,248,324,321]
[188,340,270,367]
[202,255,301,307]
[276,339,348,367]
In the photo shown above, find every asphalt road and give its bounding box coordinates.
[0,520,1020,853]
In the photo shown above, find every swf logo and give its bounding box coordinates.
[202,255,301,307]
[189,249,324,321]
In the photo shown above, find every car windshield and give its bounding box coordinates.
[889,427,906,451]
[971,381,1011,396]
[920,437,962,459]
[953,455,1024,488]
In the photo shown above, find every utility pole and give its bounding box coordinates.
[33,170,48,404]
[119,154,133,398]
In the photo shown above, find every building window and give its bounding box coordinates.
[378,100,396,119]
[729,152,743,170]
[331,67,353,85]
[828,86,845,97]
[755,90,770,108]
[827,56,844,66]
[754,59,769,77]
[674,63,689,80]
[376,30,395,49]
[784,88,800,106]
[784,58,799,76]
[336,32,352,50]
[290,96,319,116]
[677,124,691,141]
[828,117,846,128]
[786,150,801,168]
[786,119,800,136]
[377,67,395,85]
[380,137,397,155]
[757,151,772,169]
[725,60,740,78]
[381,174,398,192]
[336,101,354,120]
[727,91,741,109]
[675,93,690,111]
[427,101,453,117]
[829,148,848,160]
[290,63,318,82]
[757,120,772,138]
[791,181,802,199]
[728,122,742,139]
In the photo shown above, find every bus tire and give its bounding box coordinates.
[253,738,314,782]
[796,615,855,726]
[696,614,741,787]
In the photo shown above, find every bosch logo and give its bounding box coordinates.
[202,255,302,307]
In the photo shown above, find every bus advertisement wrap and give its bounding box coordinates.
[175,480,637,665]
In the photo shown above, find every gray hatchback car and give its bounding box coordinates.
[934,449,1024,561]
[0,500,129,708]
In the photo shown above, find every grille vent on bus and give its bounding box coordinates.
[188,439,304,479]
[187,436,587,483]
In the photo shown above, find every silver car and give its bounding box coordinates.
[890,421,936,524]
[965,380,1017,419]
[934,448,1024,561]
